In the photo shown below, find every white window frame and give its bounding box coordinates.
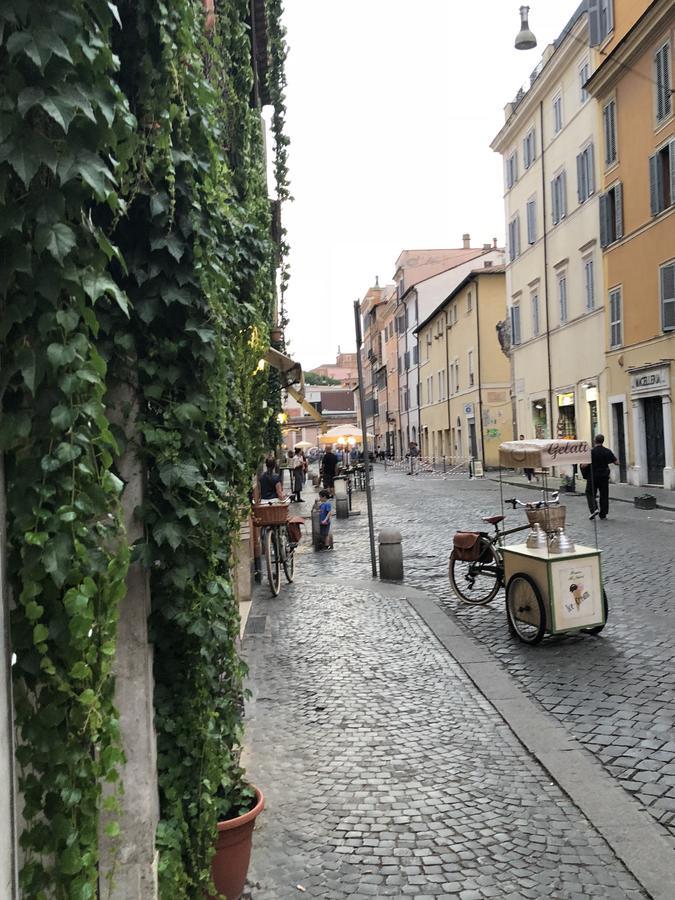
[506,151,518,189]
[454,358,460,392]
[551,170,567,225]
[603,97,618,167]
[553,93,563,135]
[511,303,521,346]
[590,0,614,47]
[531,291,540,337]
[584,256,595,311]
[523,129,536,169]
[558,273,568,324]
[577,143,595,203]
[600,181,624,247]
[661,260,675,332]
[655,40,672,124]
[609,286,622,348]
[526,197,537,245]
[467,350,474,387]
[579,59,591,104]
[508,214,521,261]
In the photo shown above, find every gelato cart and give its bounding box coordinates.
[498,439,607,644]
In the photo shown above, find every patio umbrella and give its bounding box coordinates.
[294,441,313,449]
[318,425,374,445]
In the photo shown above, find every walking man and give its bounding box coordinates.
[583,434,618,520]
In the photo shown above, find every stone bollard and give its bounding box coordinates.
[336,496,349,519]
[378,528,403,581]
[311,500,322,550]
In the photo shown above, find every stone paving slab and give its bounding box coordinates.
[241,579,647,898]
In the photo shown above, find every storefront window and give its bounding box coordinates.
[557,392,576,439]
[532,400,548,438]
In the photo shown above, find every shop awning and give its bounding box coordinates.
[499,439,591,469]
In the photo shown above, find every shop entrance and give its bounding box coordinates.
[612,402,627,483]
[468,421,478,460]
[644,396,665,485]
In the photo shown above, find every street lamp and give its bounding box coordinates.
[515,5,537,50]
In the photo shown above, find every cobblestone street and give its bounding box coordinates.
[296,468,675,836]
[240,466,675,898]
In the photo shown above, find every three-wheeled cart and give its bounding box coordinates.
[499,439,607,644]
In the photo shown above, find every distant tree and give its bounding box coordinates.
[304,372,341,386]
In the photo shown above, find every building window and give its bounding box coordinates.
[609,287,622,347]
[551,171,567,225]
[404,350,410,370]
[467,291,472,313]
[508,214,521,261]
[603,98,617,166]
[523,129,536,168]
[467,351,474,387]
[553,94,563,134]
[506,151,518,189]
[661,262,675,331]
[649,139,675,215]
[599,182,623,247]
[590,0,614,47]
[531,292,540,337]
[558,274,568,324]
[576,144,595,203]
[511,304,521,346]
[655,41,672,123]
[579,60,591,103]
[412,344,419,365]
[526,197,537,244]
[584,257,595,310]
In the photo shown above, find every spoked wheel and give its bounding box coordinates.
[583,590,608,635]
[282,529,295,583]
[449,538,502,605]
[264,528,281,597]
[506,573,546,644]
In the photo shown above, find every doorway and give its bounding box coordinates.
[612,402,627,483]
[468,421,478,460]
[644,396,665,484]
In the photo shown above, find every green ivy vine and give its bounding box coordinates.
[0,0,289,896]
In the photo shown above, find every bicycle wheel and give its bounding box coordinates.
[449,538,502,605]
[282,529,295,583]
[506,573,545,644]
[264,528,281,597]
[583,590,608,635]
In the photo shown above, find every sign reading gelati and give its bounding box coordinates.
[499,438,591,468]
[630,365,669,395]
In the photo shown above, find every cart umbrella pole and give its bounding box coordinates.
[353,299,378,578]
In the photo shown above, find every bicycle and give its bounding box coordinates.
[253,500,296,598]
[448,492,561,608]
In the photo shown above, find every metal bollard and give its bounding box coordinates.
[378,528,403,582]
[311,500,322,550]
[336,496,349,519]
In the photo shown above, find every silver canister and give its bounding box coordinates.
[526,522,548,549]
[548,527,575,554]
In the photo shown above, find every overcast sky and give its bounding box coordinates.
[280,1,581,370]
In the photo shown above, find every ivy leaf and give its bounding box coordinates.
[59,846,83,876]
[24,601,44,622]
[81,270,129,315]
[17,87,45,117]
[51,405,73,430]
[32,624,49,644]
[70,662,91,680]
[40,95,78,133]
[35,223,76,264]
[0,136,41,187]
[153,521,183,550]
[17,347,37,393]
[56,309,79,332]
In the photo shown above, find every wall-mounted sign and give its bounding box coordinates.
[630,364,669,396]
[464,403,475,418]
[557,392,575,407]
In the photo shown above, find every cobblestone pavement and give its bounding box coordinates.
[294,467,675,838]
[243,580,646,898]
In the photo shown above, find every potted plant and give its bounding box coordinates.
[209,761,265,900]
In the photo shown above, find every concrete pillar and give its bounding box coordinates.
[0,455,18,898]
[629,399,645,486]
[100,396,159,899]
[662,395,675,490]
[336,497,349,519]
[378,529,403,582]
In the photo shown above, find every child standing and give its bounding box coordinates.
[319,489,334,550]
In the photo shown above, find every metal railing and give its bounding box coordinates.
[382,455,474,478]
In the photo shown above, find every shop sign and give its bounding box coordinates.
[557,392,575,407]
[463,403,475,418]
[630,365,669,396]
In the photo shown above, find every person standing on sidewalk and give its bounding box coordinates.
[291,447,304,503]
[520,434,535,483]
[583,434,618,520]
[320,445,338,496]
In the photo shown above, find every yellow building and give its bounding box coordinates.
[416,265,512,467]
[586,0,675,489]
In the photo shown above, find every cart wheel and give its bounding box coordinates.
[583,590,608,636]
[506,573,546,644]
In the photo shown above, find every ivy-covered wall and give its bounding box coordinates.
[0,0,288,896]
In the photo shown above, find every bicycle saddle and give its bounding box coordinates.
[482,514,506,525]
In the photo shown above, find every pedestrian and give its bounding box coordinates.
[582,434,618,520]
[291,447,304,503]
[318,489,334,550]
[520,434,535,483]
[320,445,338,496]
[256,456,285,501]
[408,441,419,475]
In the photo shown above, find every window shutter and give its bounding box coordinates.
[670,140,675,205]
[515,215,521,257]
[576,153,584,202]
[588,144,595,195]
[610,102,617,162]
[599,193,608,247]
[656,47,665,121]
[615,182,623,240]
[561,171,567,218]
[662,265,675,330]
[589,0,601,46]
[649,154,660,215]
[551,180,558,225]
[665,47,673,118]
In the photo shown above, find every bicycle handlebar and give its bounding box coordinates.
[504,491,560,510]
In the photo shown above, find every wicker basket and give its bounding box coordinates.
[525,505,566,533]
[252,501,290,526]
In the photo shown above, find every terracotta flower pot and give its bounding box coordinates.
[269,327,283,344]
[209,787,264,900]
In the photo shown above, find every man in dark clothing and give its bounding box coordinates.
[320,446,338,495]
[583,434,618,520]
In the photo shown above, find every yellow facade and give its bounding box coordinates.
[587,0,675,488]
[417,269,512,467]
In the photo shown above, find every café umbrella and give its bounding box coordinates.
[318,425,374,446]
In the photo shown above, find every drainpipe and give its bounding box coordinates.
[475,276,486,467]
[416,291,421,447]
[540,100,554,437]
[444,301,452,452]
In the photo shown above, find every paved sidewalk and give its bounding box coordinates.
[241,575,647,898]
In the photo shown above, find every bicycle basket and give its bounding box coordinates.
[453,532,482,562]
[525,504,566,533]
[253,501,290,526]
